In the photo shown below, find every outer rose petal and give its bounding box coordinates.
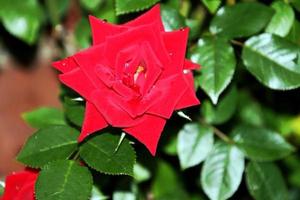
[52,57,79,73]
[125,4,164,31]
[184,59,200,70]
[78,102,108,142]
[59,68,96,101]
[123,115,166,155]
[1,170,38,200]
[89,15,127,45]
[175,72,200,110]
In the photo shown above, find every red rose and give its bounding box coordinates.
[53,5,200,155]
[0,169,38,200]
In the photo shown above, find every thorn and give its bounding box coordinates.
[71,97,84,101]
[114,132,126,153]
[177,111,192,121]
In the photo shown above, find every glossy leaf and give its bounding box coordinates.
[161,5,185,31]
[115,0,159,15]
[210,2,273,39]
[246,162,288,200]
[177,123,214,169]
[202,86,237,125]
[22,107,66,128]
[191,36,236,104]
[201,142,244,200]
[113,192,136,200]
[133,163,151,183]
[202,0,221,14]
[287,20,300,45]
[17,125,79,168]
[35,160,93,200]
[242,33,300,90]
[0,0,43,44]
[231,125,294,161]
[79,133,136,176]
[266,1,294,37]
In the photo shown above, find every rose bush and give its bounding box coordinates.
[53,5,199,155]
[0,169,38,200]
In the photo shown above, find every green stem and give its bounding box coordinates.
[114,132,126,153]
[231,40,244,47]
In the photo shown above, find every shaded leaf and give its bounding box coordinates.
[210,2,273,39]
[191,36,236,104]
[201,142,244,200]
[17,125,79,168]
[74,18,91,49]
[177,123,214,169]
[202,86,237,125]
[35,160,92,200]
[80,0,102,11]
[63,97,85,127]
[79,133,136,176]
[287,20,300,45]
[242,33,300,90]
[231,125,294,161]
[45,0,69,25]
[22,107,66,128]
[266,1,294,37]
[115,0,159,15]
[246,162,288,200]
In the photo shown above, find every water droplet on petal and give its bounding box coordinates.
[183,69,189,74]
[169,52,173,56]
[62,62,66,66]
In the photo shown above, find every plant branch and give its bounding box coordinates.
[231,40,244,47]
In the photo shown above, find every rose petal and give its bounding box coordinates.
[89,15,127,45]
[52,57,79,73]
[123,114,166,155]
[78,102,108,142]
[184,59,200,70]
[59,68,96,100]
[125,4,164,31]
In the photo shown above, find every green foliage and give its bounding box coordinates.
[243,33,300,90]
[63,97,85,127]
[202,0,221,14]
[0,0,43,44]
[35,160,93,200]
[22,107,66,128]
[161,5,185,31]
[79,133,136,176]
[113,192,136,200]
[231,125,294,161]
[80,0,102,11]
[45,0,69,25]
[201,142,244,200]
[17,125,79,168]
[210,2,274,39]
[246,162,288,200]
[133,163,151,183]
[115,0,159,15]
[177,123,213,169]
[191,36,236,104]
[0,184,3,196]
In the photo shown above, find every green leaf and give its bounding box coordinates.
[0,0,43,44]
[246,162,288,200]
[163,136,178,156]
[79,133,136,176]
[80,0,102,11]
[266,1,294,37]
[133,163,151,183]
[202,0,221,14]
[210,2,273,39]
[91,186,109,200]
[242,33,300,90]
[17,125,79,168]
[201,142,244,200]
[45,0,69,25]
[63,97,85,127]
[191,36,236,104]
[115,0,159,15]
[152,161,189,200]
[74,18,91,49]
[231,125,294,161]
[287,20,300,45]
[202,86,237,125]
[35,160,93,200]
[113,192,136,200]
[177,123,214,170]
[22,107,66,128]
[291,0,300,12]
[161,5,185,31]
